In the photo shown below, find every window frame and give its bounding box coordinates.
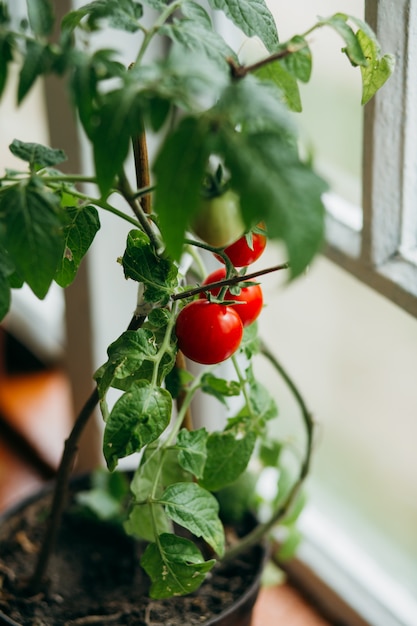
[325,0,417,319]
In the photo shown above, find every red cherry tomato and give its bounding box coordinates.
[175,300,243,365]
[219,227,267,268]
[200,268,263,327]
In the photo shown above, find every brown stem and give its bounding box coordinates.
[117,169,159,250]
[172,262,289,301]
[27,387,99,593]
[27,313,146,594]
[132,129,151,215]
[228,41,307,79]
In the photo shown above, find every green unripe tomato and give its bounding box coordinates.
[191,189,245,248]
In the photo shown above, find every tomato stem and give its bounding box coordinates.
[173,262,290,301]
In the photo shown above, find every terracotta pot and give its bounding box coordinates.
[0,474,266,626]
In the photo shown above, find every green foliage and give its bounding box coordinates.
[161,482,225,556]
[103,381,172,471]
[0,0,394,600]
[141,534,215,598]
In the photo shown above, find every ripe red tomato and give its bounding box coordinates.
[175,300,243,365]
[219,226,267,268]
[200,268,263,327]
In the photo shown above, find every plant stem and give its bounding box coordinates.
[27,313,146,593]
[27,387,99,593]
[222,342,314,561]
[117,168,160,250]
[172,262,290,301]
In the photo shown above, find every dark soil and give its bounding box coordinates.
[0,486,264,626]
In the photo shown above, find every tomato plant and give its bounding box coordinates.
[175,299,243,364]
[201,268,263,327]
[219,227,267,268]
[191,189,245,248]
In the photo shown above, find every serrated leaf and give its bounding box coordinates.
[161,19,235,72]
[357,29,395,104]
[255,61,301,112]
[153,116,212,260]
[55,205,100,287]
[141,533,215,599]
[208,0,279,53]
[176,428,208,479]
[200,429,257,491]
[9,139,67,168]
[94,329,161,397]
[122,230,178,304]
[103,381,172,471]
[26,0,54,37]
[0,180,65,298]
[161,483,224,556]
[182,1,212,27]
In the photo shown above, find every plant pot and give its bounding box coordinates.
[0,474,266,626]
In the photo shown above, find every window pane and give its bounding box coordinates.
[267,0,364,205]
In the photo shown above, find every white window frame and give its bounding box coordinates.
[325,0,417,319]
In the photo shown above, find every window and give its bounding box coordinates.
[254,1,417,624]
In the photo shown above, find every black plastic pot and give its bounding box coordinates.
[0,474,266,626]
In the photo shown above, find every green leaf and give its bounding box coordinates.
[94,329,160,397]
[125,450,171,541]
[276,527,303,561]
[122,230,178,304]
[208,0,279,53]
[141,533,215,599]
[55,205,100,288]
[217,130,327,278]
[161,482,224,556]
[76,468,130,522]
[61,0,143,33]
[255,61,301,112]
[200,429,257,491]
[0,246,16,316]
[182,1,212,27]
[91,89,133,195]
[280,36,312,83]
[356,29,395,105]
[161,19,235,72]
[259,440,283,468]
[0,33,14,99]
[176,428,208,480]
[320,13,366,67]
[26,0,54,37]
[18,40,51,103]
[153,116,212,260]
[0,180,65,298]
[103,381,172,471]
[200,373,241,405]
[9,139,67,168]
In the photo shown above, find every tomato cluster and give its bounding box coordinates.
[177,198,267,364]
